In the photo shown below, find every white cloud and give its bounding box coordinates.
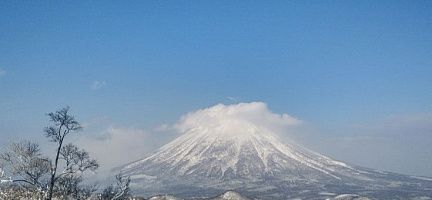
[175,102,301,137]
[75,126,152,175]
[0,68,6,77]
[153,123,172,132]
[90,80,106,90]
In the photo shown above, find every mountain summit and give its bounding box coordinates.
[121,102,432,199]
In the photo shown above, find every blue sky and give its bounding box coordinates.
[1,1,431,176]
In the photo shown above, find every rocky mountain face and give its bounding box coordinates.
[120,103,432,199]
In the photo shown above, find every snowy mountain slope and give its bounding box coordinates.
[123,125,359,181]
[146,191,251,200]
[120,103,432,199]
[148,195,183,200]
[331,194,371,200]
[208,191,251,200]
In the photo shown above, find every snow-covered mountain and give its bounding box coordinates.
[208,191,251,200]
[121,102,432,199]
[147,191,251,200]
[122,120,356,181]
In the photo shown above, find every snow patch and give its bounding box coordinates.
[411,176,432,182]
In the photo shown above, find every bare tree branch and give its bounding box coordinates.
[0,140,50,190]
[101,173,131,200]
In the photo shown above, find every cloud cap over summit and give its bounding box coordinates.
[175,102,301,138]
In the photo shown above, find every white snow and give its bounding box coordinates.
[129,174,156,180]
[411,176,432,181]
[332,194,371,200]
[320,192,337,196]
[148,195,183,200]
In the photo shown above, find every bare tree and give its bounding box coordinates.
[0,107,102,199]
[44,106,83,200]
[0,141,51,197]
[112,174,131,200]
[58,144,98,179]
[101,173,131,200]
[0,141,50,190]
[55,143,98,198]
[55,175,97,199]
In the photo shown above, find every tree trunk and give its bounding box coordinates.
[47,139,63,200]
